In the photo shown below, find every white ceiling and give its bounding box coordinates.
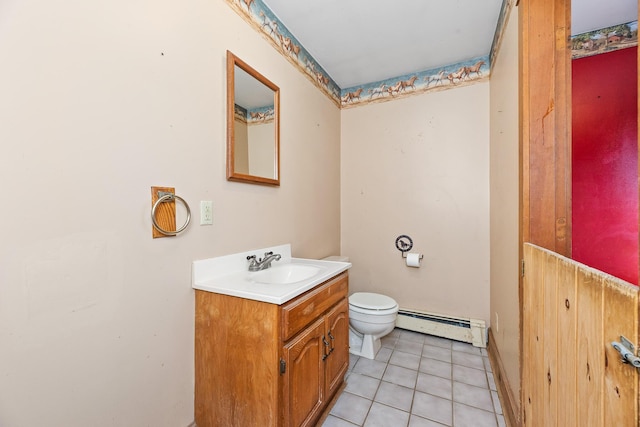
[261,0,638,90]
[572,0,638,35]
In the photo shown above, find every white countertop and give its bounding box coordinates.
[192,244,351,305]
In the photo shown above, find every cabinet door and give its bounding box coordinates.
[324,298,349,399]
[282,318,325,427]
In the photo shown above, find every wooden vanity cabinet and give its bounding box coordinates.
[195,272,349,427]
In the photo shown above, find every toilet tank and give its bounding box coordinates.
[322,255,349,262]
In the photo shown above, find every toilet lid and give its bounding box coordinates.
[349,292,398,310]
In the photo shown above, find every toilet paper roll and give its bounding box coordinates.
[406,253,422,268]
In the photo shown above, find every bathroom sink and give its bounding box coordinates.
[192,244,352,304]
[251,264,321,285]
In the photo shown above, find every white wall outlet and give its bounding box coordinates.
[494,312,499,333]
[200,201,213,225]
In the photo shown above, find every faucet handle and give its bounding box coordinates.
[246,254,258,266]
[264,251,273,257]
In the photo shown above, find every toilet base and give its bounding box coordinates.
[348,327,382,359]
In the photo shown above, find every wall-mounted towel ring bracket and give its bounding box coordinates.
[151,186,191,238]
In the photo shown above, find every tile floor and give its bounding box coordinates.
[322,328,505,427]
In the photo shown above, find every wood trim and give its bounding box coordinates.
[519,0,572,424]
[488,329,521,427]
[226,50,281,186]
[519,0,572,256]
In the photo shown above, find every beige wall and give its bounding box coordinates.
[489,5,521,402]
[248,121,276,177]
[341,84,491,324]
[234,118,249,173]
[0,0,340,426]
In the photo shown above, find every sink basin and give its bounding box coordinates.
[251,264,321,284]
[192,244,352,304]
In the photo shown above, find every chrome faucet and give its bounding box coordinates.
[247,251,282,272]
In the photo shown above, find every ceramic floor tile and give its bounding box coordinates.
[483,356,493,373]
[452,364,488,388]
[395,339,424,356]
[424,335,453,349]
[322,415,360,427]
[353,357,388,379]
[399,329,427,344]
[452,341,482,356]
[491,390,503,415]
[363,402,410,427]
[380,335,398,349]
[333,330,505,427]
[452,351,485,370]
[415,372,452,400]
[408,414,449,427]
[419,357,452,379]
[374,381,415,412]
[330,392,372,426]
[422,344,452,363]
[389,350,421,370]
[487,371,497,391]
[453,402,498,427]
[411,391,452,426]
[349,355,360,371]
[374,346,393,363]
[389,329,403,338]
[453,381,494,412]
[382,364,418,389]
[345,372,381,400]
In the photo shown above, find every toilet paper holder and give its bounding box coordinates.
[395,235,423,260]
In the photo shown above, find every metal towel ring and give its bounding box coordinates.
[151,193,191,236]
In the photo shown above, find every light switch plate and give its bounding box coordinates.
[200,201,213,225]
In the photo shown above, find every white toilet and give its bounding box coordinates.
[348,292,399,359]
[323,256,399,360]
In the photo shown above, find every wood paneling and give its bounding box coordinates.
[523,243,638,426]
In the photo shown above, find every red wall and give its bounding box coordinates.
[572,46,638,285]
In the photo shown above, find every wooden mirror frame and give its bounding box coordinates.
[226,50,280,186]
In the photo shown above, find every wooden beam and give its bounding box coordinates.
[519,0,572,256]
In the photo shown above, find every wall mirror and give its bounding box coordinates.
[227,50,280,186]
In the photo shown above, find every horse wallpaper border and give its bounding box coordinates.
[225,0,507,108]
[225,0,342,106]
[226,0,636,109]
[339,56,489,108]
[571,20,638,60]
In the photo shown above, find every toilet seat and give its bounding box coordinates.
[349,292,398,312]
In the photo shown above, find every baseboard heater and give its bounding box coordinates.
[396,309,487,348]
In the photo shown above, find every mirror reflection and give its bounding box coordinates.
[227,51,280,186]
